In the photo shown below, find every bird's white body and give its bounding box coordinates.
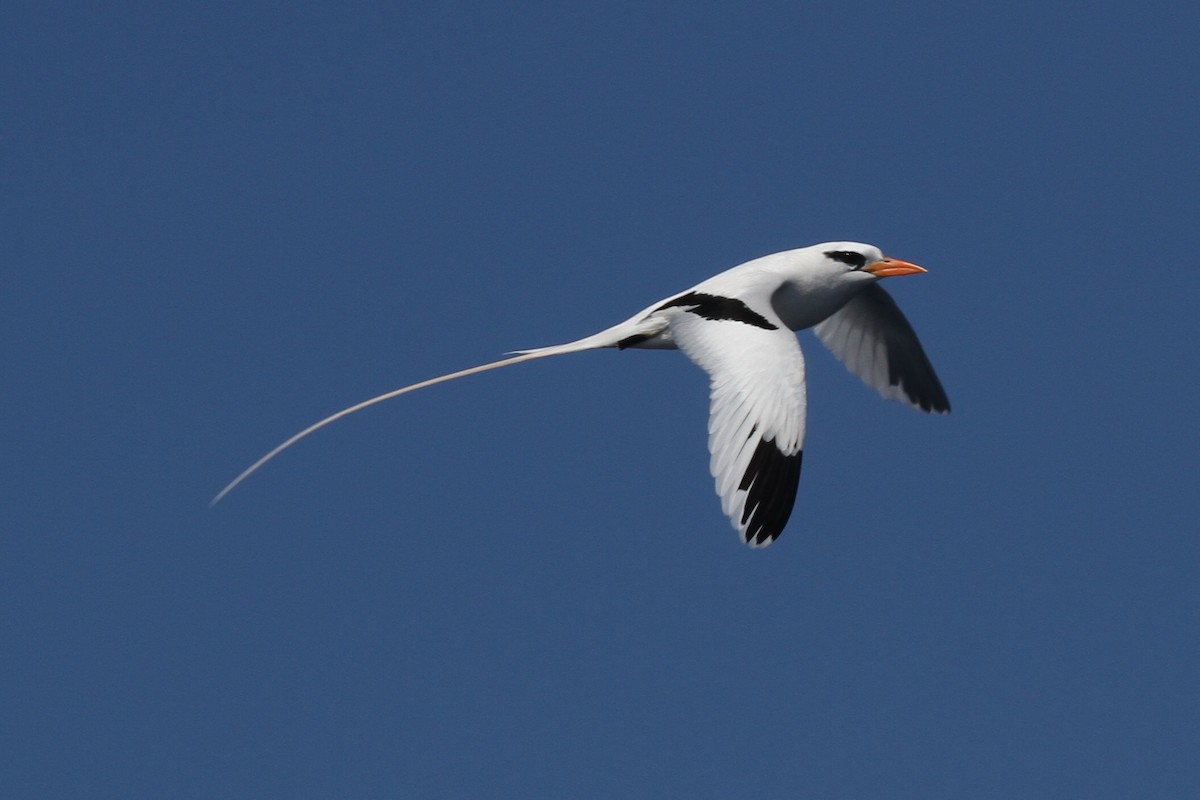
[215,242,949,547]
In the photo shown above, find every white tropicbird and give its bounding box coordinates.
[214,242,949,547]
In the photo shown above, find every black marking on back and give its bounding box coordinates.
[824,250,867,269]
[737,439,803,545]
[656,292,778,331]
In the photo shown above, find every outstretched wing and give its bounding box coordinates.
[811,284,950,413]
[662,296,807,547]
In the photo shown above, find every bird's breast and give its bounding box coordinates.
[770,283,855,331]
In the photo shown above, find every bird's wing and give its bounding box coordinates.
[811,284,950,413]
[662,297,807,547]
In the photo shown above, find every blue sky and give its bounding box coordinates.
[3,2,1198,797]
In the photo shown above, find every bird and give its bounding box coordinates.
[213,242,949,547]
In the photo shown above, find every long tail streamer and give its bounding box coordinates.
[211,349,567,505]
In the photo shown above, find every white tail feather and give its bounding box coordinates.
[211,341,597,506]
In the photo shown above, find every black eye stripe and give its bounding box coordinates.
[824,250,867,269]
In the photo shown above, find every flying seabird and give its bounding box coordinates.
[214,242,950,547]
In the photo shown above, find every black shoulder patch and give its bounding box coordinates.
[824,250,867,269]
[738,439,803,546]
[656,292,778,330]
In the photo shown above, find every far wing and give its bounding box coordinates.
[664,300,807,547]
[811,284,950,413]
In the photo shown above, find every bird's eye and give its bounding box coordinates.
[824,250,868,269]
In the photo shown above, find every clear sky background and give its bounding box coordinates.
[3,2,1198,797]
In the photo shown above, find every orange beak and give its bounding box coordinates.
[865,257,928,278]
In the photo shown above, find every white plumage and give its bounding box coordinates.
[667,305,807,544]
[214,242,949,547]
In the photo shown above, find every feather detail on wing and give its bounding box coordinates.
[811,284,950,413]
[663,303,807,547]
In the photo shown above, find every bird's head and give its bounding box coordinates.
[807,242,928,286]
[768,242,930,329]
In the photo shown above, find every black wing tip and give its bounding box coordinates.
[921,380,952,414]
[915,386,951,414]
[738,441,803,547]
[862,283,949,415]
[745,528,782,547]
[894,359,950,414]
